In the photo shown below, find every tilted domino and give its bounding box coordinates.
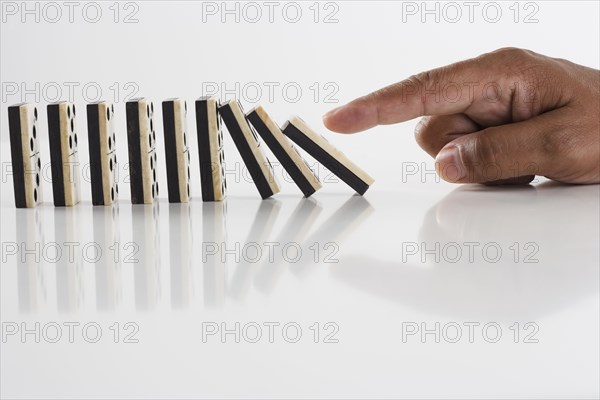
[126,98,159,204]
[48,101,81,206]
[282,117,374,195]
[8,103,42,208]
[218,100,280,199]
[162,98,191,203]
[195,96,226,202]
[246,105,321,197]
[87,101,119,206]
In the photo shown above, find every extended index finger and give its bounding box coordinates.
[322,57,489,133]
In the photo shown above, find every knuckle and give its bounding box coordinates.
[487,47,560,116]
[406,69,446,114]
[492,47,534,61]
[408,70,438,94]
[494,47,529,58]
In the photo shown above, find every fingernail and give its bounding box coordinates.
[435,146,466,182]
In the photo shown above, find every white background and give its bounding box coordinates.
[1,1,599,398]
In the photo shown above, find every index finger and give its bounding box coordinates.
[322,58,487,134]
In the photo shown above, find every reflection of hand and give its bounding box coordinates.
[323,48,599,184]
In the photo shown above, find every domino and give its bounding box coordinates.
[48,101,81,206]
[282,117,374,195]
[8,103,42,208]
[87,101,119,205]
[162,98,191,203]
[195,96,226,201]
[126,98,159,204]
[247,105,321,197]
[218,100,280,199]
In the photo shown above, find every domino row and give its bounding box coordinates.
[8,98,374,208]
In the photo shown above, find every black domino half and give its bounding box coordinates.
[218,100,280,199]
[247,106,321,197]
[87,101,119,206]
[8,103,42,208]
[48,101,81,206]
[162,98,190,203]
[195,96,226,202]
[282,117,374,195]
[126,98,158,204]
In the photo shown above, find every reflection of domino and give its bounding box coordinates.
[169,205,193,308]
[8,103,42,208]
[246,106,321,197]
[282,117,374,195]
[202,202,227,307]
[162,98,191,203]
[48,102,81,206]
[195,96,226,201]
[93,207,121,311]
[218,100,280,199]
[126,98,159,204]
[87,101,119,205]
[55,208,83,312]
[132,204,161,310]
[16,208,46,312]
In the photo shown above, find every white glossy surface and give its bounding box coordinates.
[1,1,599,398]
[2,182,599,398]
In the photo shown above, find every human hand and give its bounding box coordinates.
[323,48,600,184]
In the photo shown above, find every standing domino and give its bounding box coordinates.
[247,106,321,197]
[195,96,226,201]
[219,100,280,199]
[8,103,42,208]
[126,98,159,204]
[48,101,81,206]
[162,98,190,203]
[282,117,374,195]
[87,101,119,205]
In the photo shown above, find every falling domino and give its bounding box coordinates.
[126,98,159,204]
[87,101,119,205]
[8,103,43,208]
[11,95,375,205]
[218,100,280,199]
[48,101,81,206]
[282,116,374,195]
[246,105,321,197]
[162,98,191,203]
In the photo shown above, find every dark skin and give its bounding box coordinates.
[322,48,600,184]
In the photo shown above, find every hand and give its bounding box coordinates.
[323,48,600,184]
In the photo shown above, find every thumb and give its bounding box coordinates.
[435,109,566,184]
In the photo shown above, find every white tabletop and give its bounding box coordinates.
[1,181,598,398]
